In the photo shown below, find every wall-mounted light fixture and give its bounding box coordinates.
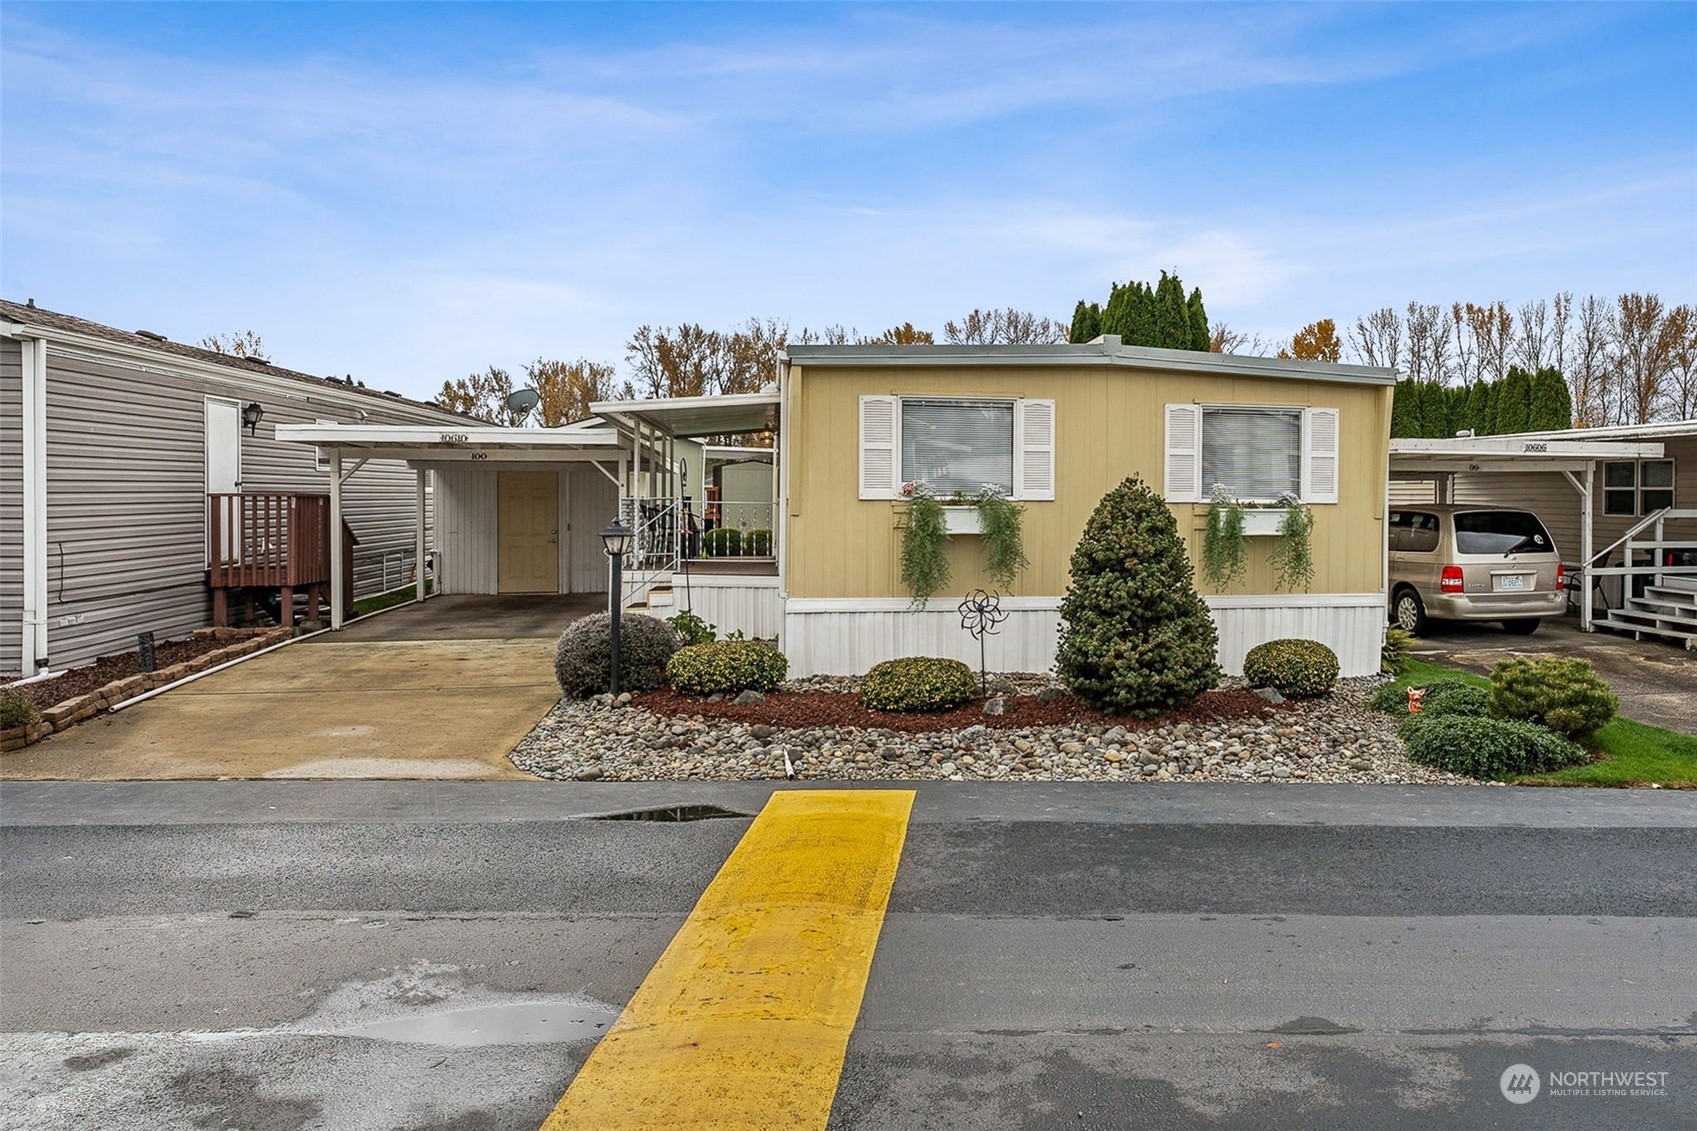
[241,402,265,436]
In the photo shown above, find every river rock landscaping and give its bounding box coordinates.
[509,673,1479,785]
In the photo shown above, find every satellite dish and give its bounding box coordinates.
[505,387,541,421]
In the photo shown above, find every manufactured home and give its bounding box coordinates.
[1,301,472,677]
[288,336,1397,676]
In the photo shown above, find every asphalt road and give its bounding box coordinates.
[3,781,1695,1130]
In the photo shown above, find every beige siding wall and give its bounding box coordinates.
[784,363,1392,600]
[14,344,458,671]
[0,340,21,672]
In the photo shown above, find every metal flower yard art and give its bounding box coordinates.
[957,588,1009,697]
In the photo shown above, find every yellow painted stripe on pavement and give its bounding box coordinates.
[540,788,915,1130]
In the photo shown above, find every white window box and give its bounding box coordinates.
[942,505,981,535]
[1241,508,1289,536]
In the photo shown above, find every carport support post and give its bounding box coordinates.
[415,468,427,604]
[1582,463,1595,631]
[330,451,345,631]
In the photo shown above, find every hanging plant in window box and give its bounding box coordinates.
[974,485,1029,590]
[1268,492,1316,592]
[900,482,951,607]
[1202,485,1248,588]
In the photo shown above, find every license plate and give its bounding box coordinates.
[1498,575,1526,591]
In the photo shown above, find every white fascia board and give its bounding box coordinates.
[1390,438,1664,458]
[275,423,623,448]
[1504,420,1697,442]
[4,322,470,426]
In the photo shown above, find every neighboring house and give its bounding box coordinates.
[1390,421,1695,643]
[288,336,1395,676]
[1,300,472,677]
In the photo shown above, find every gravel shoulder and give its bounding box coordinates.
[510,676,1479,786]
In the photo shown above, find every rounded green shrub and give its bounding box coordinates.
[859,657,978,712]
[1242,639,1339,698]
[1398,714,1588,778]
[667,641,788,695]
[1367,681,1412,714]
[554,612,681,699]
[1419,681,1492,719]
[1488,656,1617,741]
[703,528,742,557]
[1,687,38,730]
[743,529,773,556]
[1056,475,1220,717]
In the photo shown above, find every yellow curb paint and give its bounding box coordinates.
[540,788,915,1130]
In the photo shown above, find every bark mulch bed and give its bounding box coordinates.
[8,633,266,713]
[630,687,1288,734]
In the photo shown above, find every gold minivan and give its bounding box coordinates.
[1388,506,1566,636]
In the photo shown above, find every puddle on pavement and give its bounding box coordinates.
[337,1000,619,1046]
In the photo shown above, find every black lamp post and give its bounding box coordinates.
[600,518,633,695]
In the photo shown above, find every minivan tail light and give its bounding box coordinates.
[1441,566,1464,593]
[1556,562,1566,588]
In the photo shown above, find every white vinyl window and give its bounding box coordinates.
[860,395,1055,500]
[1603,459,1675,516]
[1165,403,1339,504]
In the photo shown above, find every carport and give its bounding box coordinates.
[1389,434,1668,630]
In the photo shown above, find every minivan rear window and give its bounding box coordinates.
[1454,511,1555,556]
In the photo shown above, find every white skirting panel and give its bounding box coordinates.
[1203,593,1386,678]
[781,594,1387,678]
[671,575,784,640]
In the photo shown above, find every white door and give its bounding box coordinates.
[206,399,242,563]
[205,399,241,494]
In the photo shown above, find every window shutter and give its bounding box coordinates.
[1164,404,1201,502]
[1305,407,1339,504]
[1014,399,1055,501]
[859,395,899,499]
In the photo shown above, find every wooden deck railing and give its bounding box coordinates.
[207,493,339,627]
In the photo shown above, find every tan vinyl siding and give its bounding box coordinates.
[0,340,22,672]
[29,346,461,670]
[785,363,1392,600]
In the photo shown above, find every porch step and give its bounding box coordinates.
[679,558,779,577]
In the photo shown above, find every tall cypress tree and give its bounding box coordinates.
[1070,300,1102,344]
[1187,287,1210,351]
[1070,273,1211,351]
[1464,380,1491,435]
[1529,367,1573,431]
[1390,379,1419,438]
[1480,381,1501,436]
[1494,367,1535,434]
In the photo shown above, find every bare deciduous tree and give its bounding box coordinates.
[1664,305,1697,421]
[436,366,516,424]
[524,358,631,427]
[1404,303,1450,384]
[1613,293,1679,426]
[942,308,1069,345]
[199,330,269,363]
[1513,299,1550,372]
[1347,307,1402,370]
[1570,296,1614,428]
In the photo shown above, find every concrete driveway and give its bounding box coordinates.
[1413,613,1697,735]
[0,596,599,781]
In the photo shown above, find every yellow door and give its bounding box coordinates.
[498,471,560,593]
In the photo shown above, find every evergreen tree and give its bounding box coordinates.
[1390,379,1420,438]
[1187,287,1210,351]
[1056,476,1220,716]
[1443,385,1471,438]
[1069,300,1102,344]
[1464,380,1491,435]
[1409,380,1438,437]
[1480,381,1501,436]
[1494,367,1535,434]
[1528,367,1573,431]
[1070,273,1210,351]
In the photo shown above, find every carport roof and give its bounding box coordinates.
[1390,435,1664,473]
[590,390,780,437]
[274,421,626,458]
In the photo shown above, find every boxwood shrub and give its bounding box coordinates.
[0,687,37,730]
[1397,714,1588,778]
[1242,639,1339,698]
[743,528,773,556]
[859,657,978,712]
[554,612,681,699]
[702,528,742,557]
[1420,680,1492,718]
[1488,656,1617,741]
[667,641,788,695]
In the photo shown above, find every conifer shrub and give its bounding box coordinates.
[702,528,742,557]
[1488,656,1617,741]
[666,641,788,695]
[554,612,681,699]
[1242,639,1338,698]
[1055,475,1220,716]
[1397,714,1588,778]
[859,657,977,712]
